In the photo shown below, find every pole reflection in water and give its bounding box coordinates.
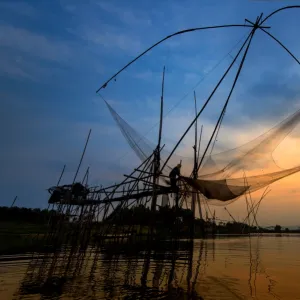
[12,235,300,299]
[15,237,206,299]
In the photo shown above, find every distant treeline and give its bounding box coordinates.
[0,206,55,224]
[107,204,193,226]
[106,205,297,235]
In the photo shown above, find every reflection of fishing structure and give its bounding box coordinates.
[17,239,207,299]
[15,5,300,299]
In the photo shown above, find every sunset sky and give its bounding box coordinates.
[1,0,300,226]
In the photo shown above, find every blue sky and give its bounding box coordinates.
[1,0,300,225]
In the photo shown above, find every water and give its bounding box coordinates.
[1,235,300,299]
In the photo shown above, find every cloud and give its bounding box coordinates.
[75,25,142,55]
[63,4,76,13]
[96,1,152,27]
[241,70,300,119]
[0,1,37,17]
[132,70,154,81]
[0,54,35,80]
[0,25,71,62]
[0,48,63,81]
[183,72,202,85]
[63,2,151,57]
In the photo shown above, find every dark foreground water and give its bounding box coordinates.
[1,235,300,299]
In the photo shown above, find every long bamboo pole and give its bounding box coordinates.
[96,24,266,93]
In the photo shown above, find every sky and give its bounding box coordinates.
[1,0,300,226]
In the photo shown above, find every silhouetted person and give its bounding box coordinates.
[169,164,181,193]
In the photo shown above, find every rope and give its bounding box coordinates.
[209,108,226,155]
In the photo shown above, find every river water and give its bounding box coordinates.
[0,235,299,299]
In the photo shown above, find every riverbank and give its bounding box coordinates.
[0,222,47,255]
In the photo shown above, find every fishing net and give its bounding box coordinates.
[105,101,300,204]
[198,109,300,179]
[104,100,189,170]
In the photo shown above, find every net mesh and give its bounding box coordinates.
[105,101,300,204]
[104,100,187,171]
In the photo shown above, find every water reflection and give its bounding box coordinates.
[15,238,205,299]
[3,236,300,299]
